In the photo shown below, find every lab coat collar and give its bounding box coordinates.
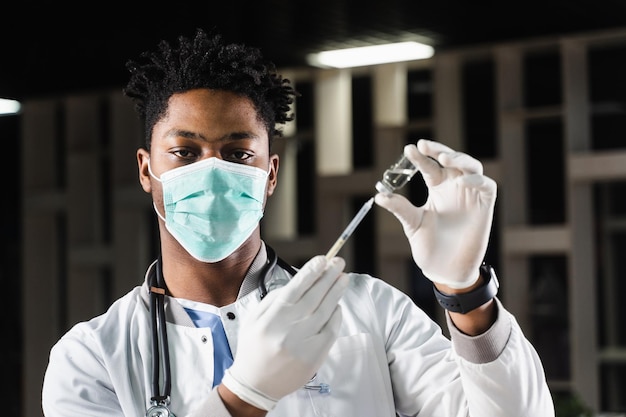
[138,242,271,326]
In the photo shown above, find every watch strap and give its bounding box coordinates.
[433,263,499,314]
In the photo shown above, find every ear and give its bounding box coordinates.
[266,153,279,197]
[137,148,152,193]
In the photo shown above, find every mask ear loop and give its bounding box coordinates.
[147,157,161,182]
[147,158,168,223]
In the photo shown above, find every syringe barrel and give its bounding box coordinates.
[324,197,374,259]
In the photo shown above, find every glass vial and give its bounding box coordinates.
[375,153,419,194]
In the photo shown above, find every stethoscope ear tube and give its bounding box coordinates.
[258,245,297,300]
[258,245,278,300]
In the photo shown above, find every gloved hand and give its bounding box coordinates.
[221,255,348,410]
[375,139,497,289]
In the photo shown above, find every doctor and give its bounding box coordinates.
[42,28,555,416]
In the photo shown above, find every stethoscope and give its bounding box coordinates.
[145,244,297,417]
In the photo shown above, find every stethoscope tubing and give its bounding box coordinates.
[148,254,173,407]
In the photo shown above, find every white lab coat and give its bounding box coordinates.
[42,247,554,417]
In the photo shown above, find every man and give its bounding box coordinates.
[42,28,555,416]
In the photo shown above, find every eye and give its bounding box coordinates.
[171,148,198,160]
[228,150,253,162]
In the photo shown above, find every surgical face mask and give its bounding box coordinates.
[149,157,269,263]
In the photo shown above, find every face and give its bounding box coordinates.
[137,88,279,220]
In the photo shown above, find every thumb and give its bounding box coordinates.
[374,192,424,234]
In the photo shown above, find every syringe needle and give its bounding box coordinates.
[325,197,374,259]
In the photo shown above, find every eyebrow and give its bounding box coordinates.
[166,129,261,142]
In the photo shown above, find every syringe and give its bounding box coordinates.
[325,197,374,259]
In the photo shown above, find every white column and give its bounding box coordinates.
[495,45,531,328]
[562,38,598,411]
[433,53,463,150]
[373,62,407,127]
[372,63,412,294]
[315,69,352,175]
[263,137,298,240]
[263,71,298,240]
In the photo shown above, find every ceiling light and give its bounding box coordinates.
[307,41,434,69]
[0,98,21,116]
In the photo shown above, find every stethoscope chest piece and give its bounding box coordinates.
[146,404,175,417]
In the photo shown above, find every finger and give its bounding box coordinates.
[303,304,343,352]
[416,138,455,157]
[459,173,498,200]
[402,143,444,188]
[297,258,346,314]
[274,255,328,304]
[278,268,347,344]
[258,256,343,323]
[374,192,424,234]
[439,152,483,176]
[418,139,483,176]
[309,273,350,331]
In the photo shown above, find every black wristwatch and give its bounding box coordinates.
[433,263,499,314]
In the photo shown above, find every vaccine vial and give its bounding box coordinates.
[375,152,419,194]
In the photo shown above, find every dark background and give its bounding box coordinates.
[2,1,626,100]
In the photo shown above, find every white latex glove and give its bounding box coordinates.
[375,139,497,289]
[221,255,348,410]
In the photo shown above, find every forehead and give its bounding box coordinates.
[156,89,268,140]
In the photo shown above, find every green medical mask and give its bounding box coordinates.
[149,157,269,263]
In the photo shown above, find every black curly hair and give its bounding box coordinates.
[123,28,297,150]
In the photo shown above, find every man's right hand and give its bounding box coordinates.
[221,255,348,411]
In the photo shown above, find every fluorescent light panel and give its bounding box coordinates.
[307,41,434,69]
[0,98,21,116]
